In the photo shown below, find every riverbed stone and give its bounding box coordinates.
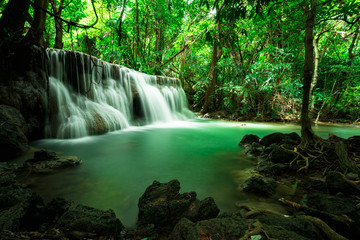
[0,174,45,232]
[56,204,124,237]
[137,180,219,230]
[0,105,29,160]
[168,212,249,240]
[239,134,260,147]
[24,150,82,173]
[241,174,276,196]
[269,145,297,163]
[260,132,301,147]
[325,171,360,196]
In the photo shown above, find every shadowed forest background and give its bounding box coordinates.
[1,0,359,124]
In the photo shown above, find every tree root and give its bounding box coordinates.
[298,215,347,240]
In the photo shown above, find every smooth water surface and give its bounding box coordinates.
[29,120,360,226]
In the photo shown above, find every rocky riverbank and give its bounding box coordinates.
[1,132,360,240]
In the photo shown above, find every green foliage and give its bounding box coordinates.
[1,0,359,122]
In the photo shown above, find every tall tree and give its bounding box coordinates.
[300,0,318,147]
[50,0,65,49]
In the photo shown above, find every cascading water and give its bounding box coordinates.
[44,49,195,138]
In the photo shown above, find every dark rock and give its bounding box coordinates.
[260,132,301,147]
[137,180,219,230]
[302,178,327,193]
[256,161,290,175]
[239,134,260,147]
[301,192,360,239]
[244,142,263,156]
[257,215,325,240]
[30,150,58,162]
[326,171,360,196]
[43,198,72,223]
[169,212,249,240]
[24,151,82,173]
[0,174,45,232]
[241,174,276,197]
[56,204,124,237]
[269,145,297,163]
[125,224,158,240]
[0,105,29,160]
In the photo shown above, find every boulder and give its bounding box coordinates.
[241,174,276,197]
[56,204,124,237]
[24,150,82,173]
[301,192,360,238]
[0,174,45,232]
[168,212,249,240]
[260,132,301,147]
[137,180,219,230]
[256,160,291,175]
[169,211,323,240]
[325,171,360,196]
[239,134,260,147]
[269,146,297,163]
[0,105,29,160]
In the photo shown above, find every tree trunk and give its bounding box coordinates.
[51,0,65,49]
[310,36,320,112]
[27,0,50,46]
[0,0,30,41]
[117,0,128,46]
[300,0,317,147]
[202,40,223,113]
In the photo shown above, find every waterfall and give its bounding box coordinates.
[44,49,195,138]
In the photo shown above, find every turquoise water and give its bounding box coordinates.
[29,120,360,226]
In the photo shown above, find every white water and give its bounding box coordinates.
[44,49,195,138]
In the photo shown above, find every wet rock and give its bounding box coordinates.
[125,224,158,240]
[56,204,124,237]
[302,178,327,193]
[244,142,263,157]
[0,105,29,160]
[301,192,360,238]
[239,134,260,147]
[256,160,290,175]
[168,212,249,240]
[260,132,301,147]
[241,174,276,197]
[137,180,219,230]
[325,171,360,196]
[257,215,325,240]
[24,150,82,173]
[0,174,45,232]
[269,145,297,163]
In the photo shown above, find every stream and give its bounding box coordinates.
[29,119,360,227]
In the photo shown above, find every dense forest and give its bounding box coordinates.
[1,0,359,125]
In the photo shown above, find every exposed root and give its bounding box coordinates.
[244,209,284,219]
[298,215,347,240]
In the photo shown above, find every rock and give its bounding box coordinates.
[241,174,276,197]
[260,132,301,147]
[56,204,124,237]
[256,215,325,240]
[301,192,360,238]
[24,150,82,173]
[325,171,360,196]
[269,145,297,163]
[168,212,249,240]
[0,105,29,160]
[137,180,219,230]
[256,160,291,175]
[244,142,263,157]
[302,178,327,193]
[169,211,322,240]
[0,174,45,232]
[239,134,260,147]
